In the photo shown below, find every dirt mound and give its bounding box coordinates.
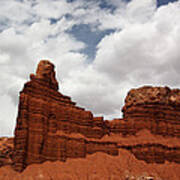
[1,150,180,180]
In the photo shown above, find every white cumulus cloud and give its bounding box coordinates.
[0,0,180,136]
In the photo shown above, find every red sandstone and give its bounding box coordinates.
[1,60,180,179]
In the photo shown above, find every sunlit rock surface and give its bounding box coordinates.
[1,60,179,179]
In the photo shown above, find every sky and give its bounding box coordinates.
[0,0,180,136]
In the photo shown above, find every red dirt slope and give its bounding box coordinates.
[1,149,180,180]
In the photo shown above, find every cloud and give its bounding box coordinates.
[0,95,17,137]
[33,0,73,19]
[0,0,88,136]
[94,0,180,85]
[0,0,180,136]
[125,0,156,23]
[62,0,180,119]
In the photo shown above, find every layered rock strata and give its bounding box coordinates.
[12,60,180,172]
[119,143,180,163]
[13,60,113,172]
[120,86,180,137]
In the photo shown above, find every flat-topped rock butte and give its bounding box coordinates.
[1,60,180,179]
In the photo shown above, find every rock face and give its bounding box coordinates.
[121,86,180,137]
[12,60,180,172]
[12,60,117,172]
[108,86,180,137]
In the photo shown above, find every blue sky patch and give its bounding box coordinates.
[67,24,115,61]
[98,0,116,12]
[65,0,179,61]
[157,0,178,7]
[66,0,178,8]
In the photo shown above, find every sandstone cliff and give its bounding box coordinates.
[12,60,115,172]
[8,60,180,175]
[122,86,180,137]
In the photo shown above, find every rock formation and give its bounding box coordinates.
[122,86,180,137]
[108,86,180,137]
[11,60,180,173]
[0,138,13,167]
[12,60,117,172]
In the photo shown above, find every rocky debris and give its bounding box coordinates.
[0,138,13,167]
[10,60,180,173]
[125,174,154,180]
